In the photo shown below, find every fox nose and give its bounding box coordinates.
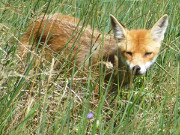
[132,65,141,75]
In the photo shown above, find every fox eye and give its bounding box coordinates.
[125,51,132,56]
[144,52,152,56]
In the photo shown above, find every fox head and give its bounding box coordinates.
[110,14,168,75]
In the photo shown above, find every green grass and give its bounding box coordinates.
[0,0,179,134]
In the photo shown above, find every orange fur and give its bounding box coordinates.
[119,29,160,66]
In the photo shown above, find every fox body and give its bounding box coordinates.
[20,14,116,67]
[20,14,168,85]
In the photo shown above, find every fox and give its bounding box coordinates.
[20,14,168,86]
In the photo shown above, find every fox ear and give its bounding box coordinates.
[110,15,127,40]
[151,14,168,40]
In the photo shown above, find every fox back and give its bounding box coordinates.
[20,14,116,67]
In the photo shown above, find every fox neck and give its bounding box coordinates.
[99,36,134,86]
[114,51,134,86]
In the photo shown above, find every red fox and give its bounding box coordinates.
[20,14,168,85]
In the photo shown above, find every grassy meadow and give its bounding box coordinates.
[0,0,179,134]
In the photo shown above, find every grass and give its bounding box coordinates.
[0,0,179,134]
